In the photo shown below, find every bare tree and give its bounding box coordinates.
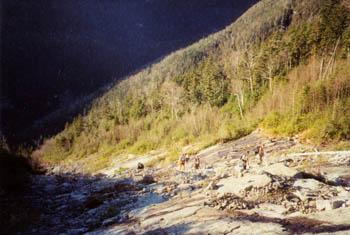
[230,79,245,119]
[321,37,340,80]
[264,53,276,92]
[241,50,256,93]
[161,81,185,119]
[223,51,245,118]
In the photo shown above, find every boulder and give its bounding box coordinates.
[217,174,272,197]
[139,175,155,185]
[332,200,345,209]
[262,163,303,178]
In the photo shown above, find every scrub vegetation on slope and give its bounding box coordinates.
[34,0,350,171]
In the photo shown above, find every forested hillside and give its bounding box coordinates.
[1,0,257,146]
[34,0,350,171]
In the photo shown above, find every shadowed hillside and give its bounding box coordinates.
[1,0,258,145]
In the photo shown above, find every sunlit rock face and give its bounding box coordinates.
[2,0,258,144]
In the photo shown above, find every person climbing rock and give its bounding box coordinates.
[194,155,200,170]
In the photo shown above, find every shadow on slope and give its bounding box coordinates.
[0,169,171,235]
[2,0,259,146]
[142,224,192,235]
[0,149,34,194]
[229,211,350,234]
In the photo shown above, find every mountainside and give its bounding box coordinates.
[3,0,350,234]
[1,0,258,145]
[33,0,350,169]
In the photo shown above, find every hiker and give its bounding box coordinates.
[194,155,200,170]
[178,154,186,171]
[185,154,190,165]
[239,151,250,177]
[258,145,265,166]
[137,162,144,170]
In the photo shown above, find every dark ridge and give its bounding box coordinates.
[0,149,33,194]
[1,0,259,146]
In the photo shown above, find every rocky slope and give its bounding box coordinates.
[2,131,350,234]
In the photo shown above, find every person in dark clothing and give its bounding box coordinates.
[137,162,144,169]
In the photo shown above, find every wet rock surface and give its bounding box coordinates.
[1,169,166,234]
[3,131,350,234]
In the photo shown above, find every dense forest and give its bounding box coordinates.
[33,0,350,172]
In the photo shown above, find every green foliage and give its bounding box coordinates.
[287,23,314,66]
[329,141,350,151]
[317,0,350,50]
[35,0,350,170]
[262,57,350,142]
[130,98,147,119]
[172,127,187,141]
[73,115,84,137]
[304,114,350,142]
[128,139,156,154]
[174,57,229,107]
[261,111,282,129]
[262,111,310,136]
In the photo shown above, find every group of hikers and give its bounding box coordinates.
[239,144,265,176]
[177,153,200,171]
[177,144,265,176]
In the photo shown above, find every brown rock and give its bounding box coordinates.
[140,174,155,184]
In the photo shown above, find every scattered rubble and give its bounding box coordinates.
[3,131,350,234]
